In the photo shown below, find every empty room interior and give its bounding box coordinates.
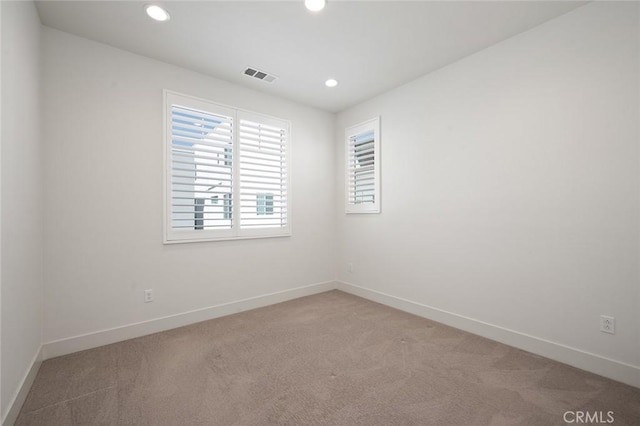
[1,0,640,424]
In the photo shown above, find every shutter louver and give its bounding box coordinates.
[238,117,288,229]
[170,104,234,231]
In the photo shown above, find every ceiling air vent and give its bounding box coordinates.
[243,67,277,83]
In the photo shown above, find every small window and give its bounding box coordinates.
[345,117,381,214]
[194,198,205,230]
[164,91,290,243]
[223,193,232,220]
[256,193,274,215]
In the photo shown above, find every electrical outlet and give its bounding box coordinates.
[144,289,154,303]
[600,315,615,334]
[347,263,354,273]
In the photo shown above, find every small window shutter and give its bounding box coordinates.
[348,131,376,204]
[238,113,289,232]
[169,103,234,233]
[346,117,380,214]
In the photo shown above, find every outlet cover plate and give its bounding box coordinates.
[600,315,615,334]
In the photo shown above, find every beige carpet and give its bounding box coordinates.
[16,290,640,425]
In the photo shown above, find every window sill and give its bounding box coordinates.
[163,232,292,245]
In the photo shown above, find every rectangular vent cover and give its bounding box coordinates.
[244,67,277,83]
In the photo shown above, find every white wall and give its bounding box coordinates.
[41,28,336,345]
[1,1,43,420]
[336,2,639,369]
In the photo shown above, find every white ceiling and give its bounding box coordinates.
[36,1,585,113]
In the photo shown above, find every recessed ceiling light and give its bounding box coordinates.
[325,79,338,88]
[305,0,326,12]
[145,4,170,22]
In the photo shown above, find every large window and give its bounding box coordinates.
[164,91,290,243]
[345,117,381,214]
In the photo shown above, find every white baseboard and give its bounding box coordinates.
[2,346,42,426]
[336,281,640,389]
[43,281,336,360]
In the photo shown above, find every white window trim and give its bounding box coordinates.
[163,90,292,244]
[345,117,381,214]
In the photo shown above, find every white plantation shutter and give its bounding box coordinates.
[348,132,375,204]
[238,113,289,234]
[345,117,381,214]
[164,91,290,243]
